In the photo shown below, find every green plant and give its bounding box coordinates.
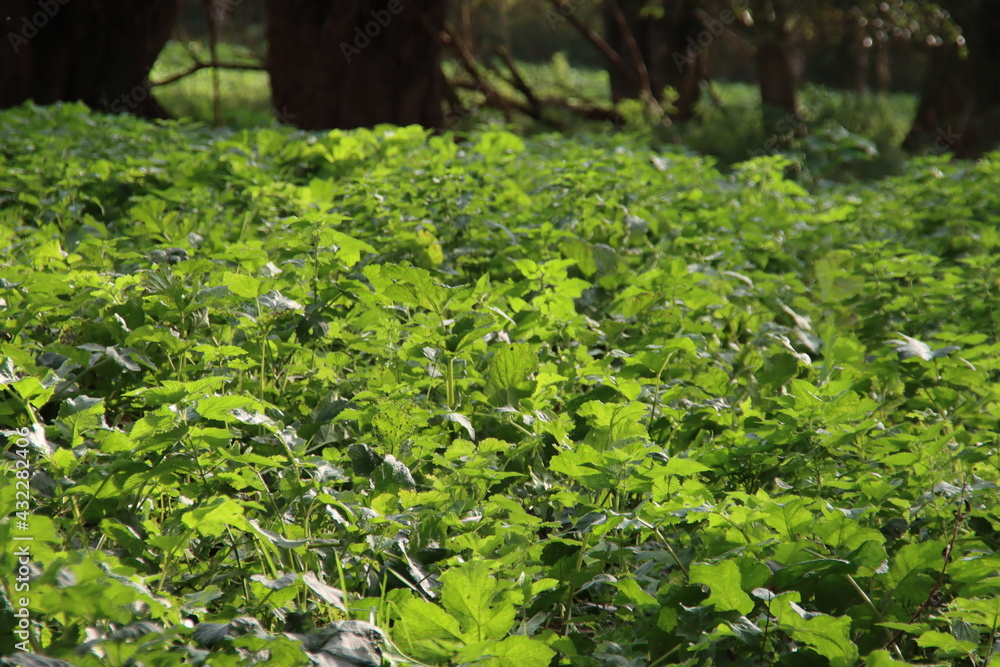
[1,102,999,665]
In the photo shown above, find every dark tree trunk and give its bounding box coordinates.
[902,41,971,154]
[266,0,447,130]
[954,1,1000,159]
[844,8,869,93]
[0,0,184,117]
[603,0,703,120]
[752,0,799,136]
[872,38,891,92]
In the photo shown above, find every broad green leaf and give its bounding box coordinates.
[865,649,916,666]
[443,412,476,440]
[196,394,258,422]
[485,343,537,407]
[663,457,710,477]
[690,560,754,615]
[364,263,451,312]
[223,272,263,299]
[372,455,416,494]
[318,228,376,267]
[302,572,347,612]
[578,400,649,451]
[888,541,945,602]
[458,635,556,667]
[182,497,250,537]
[440,562,516,641]
[916,631,977,656]
[614,578,658,610]
[775,603,859,667]
[394,599,465,657]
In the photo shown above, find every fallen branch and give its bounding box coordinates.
[442,20,536,120]
[605,0,663,116]
[451,80,623,125]
[151,61,263,88]
[441,15,621,127]
[495,46,543,117]
[545,0,640,92]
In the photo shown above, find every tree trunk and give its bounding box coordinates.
[266,0,447,130]
[954,1,1000,159]
[752,0,799,136]
[902,42,971,154]
[603,0,703,120]
[459,0,474,57]
[844,8,869,93]
[872,37,891,92]
[0,0,184,117]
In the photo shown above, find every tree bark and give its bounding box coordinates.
[953,1,1000,159]
[901,41,972,155]
[0,0,184,117]
[844,8,869,93]
[872,37,891,92]
[752,0,799,136]
[266,0,447,130]
[603,0,703,120]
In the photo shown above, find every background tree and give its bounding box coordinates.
[266,0,448,130]
[0,0,186,117]
[734,0,801,136]
[951,1,1000,158]
[603,0,704,119]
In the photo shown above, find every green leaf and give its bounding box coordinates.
[459,635,557,667]
[440,562,516,641]
[916,631,977,656]
[865,649,916,666]
[371,455,416,494]
[775,602,859,667]
[888,541,945,602]
[319,228,376,267]
[196,394,259,422]
[772,558,854,590]
[223,272,263,299]
[485,343,538,407]
[395,599,465,659]
[302,572,347,612]
[182,497,250,537]
[577,400,649,451]
[690,560,754,615]
[614,578,658,610]
[364,263,451,313]
[663,457,710,477]
[443,412,476,440]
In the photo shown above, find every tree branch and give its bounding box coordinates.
[545,0,641,91]
[442,20,531,119]
[494,45,542,117]
[151,61,264,88]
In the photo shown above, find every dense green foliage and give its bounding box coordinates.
[149,41,916,181]
[2,102,1000,666]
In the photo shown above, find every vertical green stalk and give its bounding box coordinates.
[445,356,456,409]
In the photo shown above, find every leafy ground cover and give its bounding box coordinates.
[1,102,1000,666]
[149,41,916,182]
